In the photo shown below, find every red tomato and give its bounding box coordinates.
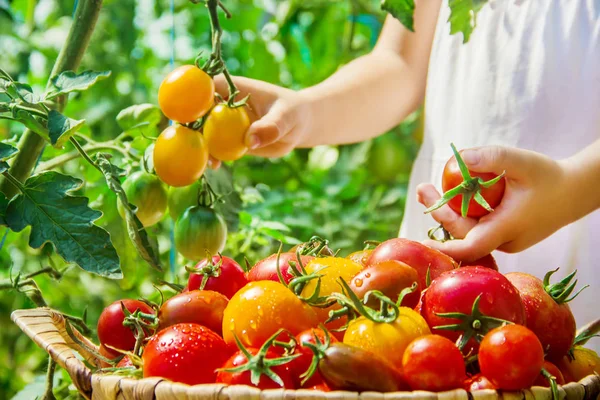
[367,238,457,289]
[402,335,466,392]
[479,325,544,390]
[158,290,228,335]
[247,253,315,285]
[216,347,296,389]
[414,288,427,315]
[116,356,134,368]
[505,272,576,361]
[97,299,155,352]
[98,344,120,368]
[143,323,230,385]
[463,374,497,391]
[533,361,565,387]
[442,151,506,218]
[288,328,338,388]
[422,266,526,354]
[187,255,248,299]
[308,382,331,392]
[458,253,498,271]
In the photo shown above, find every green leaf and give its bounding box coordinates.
[205,167,241,231]
[260,221,291,232]
[448,0,488,43]
[0,161,7,174]
[94,153,162,271]
[0,141,18,161]
[0,192,8,225]
[5,171,122,278]
[13,110,49,139]
[0,0,13,21]
[381,0,415,32]
[46,70,111,100]
[142,143,154,174]
[47,110,85,147]
[116,104,162,132]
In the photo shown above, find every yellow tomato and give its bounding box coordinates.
[153,125,209,187]
[346,249,373,267]
[343,307,430,370]
[158,65,215,123]
[557,346,600,383]
[204,104,251,161]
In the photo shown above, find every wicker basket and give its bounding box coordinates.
[11,307,600,400]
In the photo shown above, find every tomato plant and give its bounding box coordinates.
[174,205,227,260]
[97,299,155,352]
[204,104,251,161]
[187,255,248,299]
[117,171,168,227]
[157,290,228,335]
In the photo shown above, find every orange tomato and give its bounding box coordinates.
[346,249,373,267]
[204,104,251,161]
[153,125,209,187]
[158,65,215,123]
[557,347,600,383]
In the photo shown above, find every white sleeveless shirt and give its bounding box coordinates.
[400,0,600,349]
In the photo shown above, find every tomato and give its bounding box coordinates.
[422,266,526,354]
[98,344,120,368]
[158,65,215,123]
[346,249,373,267]
[349,260,420,309]
[204,104,250,161]
[367,238,457,289]
[174,205,227,260]
[458,253,498,271]
[158,290,228,335]
[533,361,565,387]
[222,281,319,349]
[442,149,506,218]
[300,257,364,335]
[117,171,168,227]
[308,382,331,392]
[479,325,544,390]
[343,307,430,370]
[167,182,201,221]
[116,356,134,368]
[414,288,427,315]
[368,133,413,182]
[153,125,209,187]
[505,272,576,361]
[247,252,314,285]
[143,323,230,385]
[186,255,247,299]
[557,346,600,383]
[290,239,334,257]
[463,374,496,391]
[288,328,337,387]
[97,299,155,352]
[402,335,466,391]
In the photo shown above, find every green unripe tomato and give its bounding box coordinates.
[174,205,227,260]
[117,171,168,227]
[368,134,414,183]
[167,182,201,221]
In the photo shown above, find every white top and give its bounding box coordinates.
[400,0,600,349]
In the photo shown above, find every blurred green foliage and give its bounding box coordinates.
[0,0,420,398]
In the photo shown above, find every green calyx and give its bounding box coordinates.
[120,302,159,357]
[300,326,332,386]
[295,236,335,257]
[185,251,224,290]
[434,294,513,351]
[424,143,505,218]
[219,329,300,387]
[543,268,588,304]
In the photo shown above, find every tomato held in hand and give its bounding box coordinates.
[153,125,209,187]
[247,252,314,285]
[158,290,228,335]
[143,323,230,385]
[158,65,215,123]
[222,281,319,349]
[479,325,544,390]
[187,255,247,299]
[174,205,227,260]
[402,335,466,392]
[97,299,155,352]
[204,104,251,161]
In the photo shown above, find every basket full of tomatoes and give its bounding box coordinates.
[11,237,600,400]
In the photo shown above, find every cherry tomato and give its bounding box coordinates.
[97,299,155,352]
[143,323,230,385]
[116,356,134,368]
[158,290,228,335]
[402,335,466,391]
[505,272,576,361]
[533,361,565,387]
[167,182,201,221]
[349,260,420,309]
[153,125,209,187]
[463,374,496,391]
[423,266,526,354]
[204,104,250,161]
[288,328,338,387]
[158,65,214,123]
[442,150,506,218]
[300,257,364,335]
[458,253,498,271]
[247,252,315,285]
[343,307,430,370]
[479,325,544,390]
[308,382,331,392]
[346,249,373,267]
[367,238,457,289]
[98,344,120,368]
[174,205,227,260]
[117,171,168,227]
[187,255,247,299]
[222,281,319,349]
[368,133,413,182]
[557,346,600,383]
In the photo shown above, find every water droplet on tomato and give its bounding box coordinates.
[364,273,371,278]
[250,320,257,330]
[354,278,363,288]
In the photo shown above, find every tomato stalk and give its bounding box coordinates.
[427,224,454,242]
[184,251,224,290]
[541,367,560,400]
[120,303,159,357]
[543,268,588,304]
[300,328,332,385]
[424,143,506,218]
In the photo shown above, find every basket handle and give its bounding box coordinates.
[11,307,100,400]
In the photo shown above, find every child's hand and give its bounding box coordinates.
[417,146,580,261]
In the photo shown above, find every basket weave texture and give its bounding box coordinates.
[11,307,600,400]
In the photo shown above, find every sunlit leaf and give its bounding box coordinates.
[5,171,122,278]
[47,110,85,147]
[116,103,162,132]
[46,70,112,100]
[448,0,488,43]
[381,0,415,32]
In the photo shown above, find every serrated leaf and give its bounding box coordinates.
[94,153,162,271]
[448,0,488,43]
[116,104,162,131]
[0,141,18,161]
[0,192,8,225]
[381,0,415,32]
[48,109,85,147]
[5,171,122,278]
[46,70,111,100]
